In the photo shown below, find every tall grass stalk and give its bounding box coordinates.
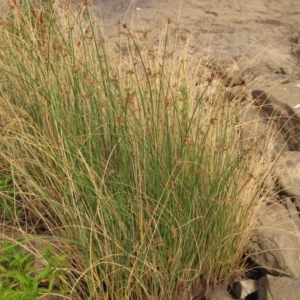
[0,1,274,299]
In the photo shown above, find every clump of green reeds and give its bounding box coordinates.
[0,1,274,299]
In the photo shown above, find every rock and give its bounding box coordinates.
[265,61,294,76]
[232,280,258,299]
[266,82,300,119]
[258,275,300,300]
[238,100,288,157]
[248,202,300,278]
[290,33,299,44]
[251,90,300,151]
[223,65,245,87]
[291,44,300,58]
[207,55,245,87]
[282,197,300,231]
[272,151,300,198]
[294,197,300,211]
[225,86,248,102]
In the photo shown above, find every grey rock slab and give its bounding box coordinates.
[272,151,300,198]
[291,44,300,58]
[207,54,245,87]
[290,34,299,44]
[238,101,288,157]
[248,202,300,278]
[294,197,300,211]
[282,197,300,232]
[258,275,300,300]
[267,82,300,119]
[251,90,300,151]
[265,60,295,76]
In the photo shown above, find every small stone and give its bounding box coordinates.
[232,280,258,299]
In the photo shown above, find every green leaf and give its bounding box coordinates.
[47,275,56,292]
[54,253,69,264]
[18,253,33,268]
[33,264,52,282]
[13,273,32,287]
[43,249,52,260]
[0,265,7,272]
[0,256,10,264]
